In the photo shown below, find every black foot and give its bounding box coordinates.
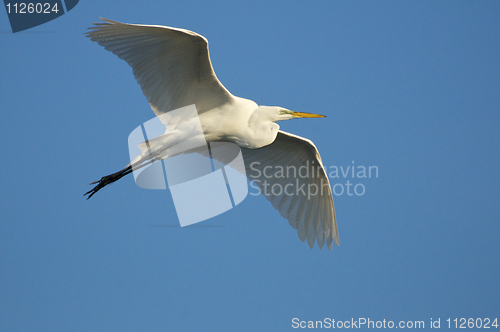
[84,165,133,199]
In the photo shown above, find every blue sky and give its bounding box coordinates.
[1,1,499,331]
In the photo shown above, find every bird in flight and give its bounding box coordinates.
[85,18,339,249]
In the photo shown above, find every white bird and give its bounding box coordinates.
[85,18,339,249]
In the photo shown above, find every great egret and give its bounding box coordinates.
[85,18,339,249]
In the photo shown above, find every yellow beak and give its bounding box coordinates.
[291,111,326,118]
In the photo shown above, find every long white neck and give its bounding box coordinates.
[199,100,281,149]
[245,106,280,148]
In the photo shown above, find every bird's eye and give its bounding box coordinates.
[279,109,286,114]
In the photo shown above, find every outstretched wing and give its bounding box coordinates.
[86,18,234,117]
[241,131,339,249]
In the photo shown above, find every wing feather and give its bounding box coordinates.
[241,131,339,249]
[86,18,234,117]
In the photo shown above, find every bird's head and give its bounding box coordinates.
[274,108,326,122]
[254,106,326,123]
